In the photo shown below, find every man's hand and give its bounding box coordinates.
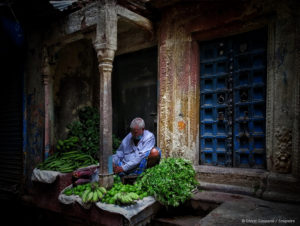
[113,165,124,174]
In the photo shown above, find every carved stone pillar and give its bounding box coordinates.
[96,48,115,188]
[267,7,300,177]
[93,0,117,189]
[41,47,53,159]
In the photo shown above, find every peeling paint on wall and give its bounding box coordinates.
[27,93,44,155]
[22,29,46,189]
[158,6,200,164]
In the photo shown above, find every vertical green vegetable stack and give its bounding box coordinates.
[36,106,121,173]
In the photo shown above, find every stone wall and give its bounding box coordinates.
[53,39,98,141]
[24,27,45,189]
[158,5,200,164]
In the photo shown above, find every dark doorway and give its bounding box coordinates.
[112,47,158,141]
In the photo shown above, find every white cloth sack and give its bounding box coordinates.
[31,168,62,184]
[31,164,99,184]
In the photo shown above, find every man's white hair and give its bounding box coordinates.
[130,117,145,129]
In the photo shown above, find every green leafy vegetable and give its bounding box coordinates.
[136,158,199,207]
[59,106,121,159]
[56,136,79,152]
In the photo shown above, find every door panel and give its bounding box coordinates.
[200,40,231,166]
[233,29,267,168]
[200,29,267,168]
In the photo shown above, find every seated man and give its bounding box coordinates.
[112,117,161,176]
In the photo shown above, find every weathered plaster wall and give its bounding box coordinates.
[53,39,98,141]
[158,5,200,164]
[24,28,45,188]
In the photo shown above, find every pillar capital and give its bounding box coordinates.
[41,47,51,82]
[42,75,49,85]
[94,46,115,72]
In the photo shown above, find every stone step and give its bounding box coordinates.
[151,215,202,226]
[149,191,220,226]
[150,191,300,226]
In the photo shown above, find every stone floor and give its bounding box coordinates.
[2,190,300,226]
[153,191,300,226]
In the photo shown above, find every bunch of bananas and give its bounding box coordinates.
[63,182,107,203]
[81,183,107,203]
[37,150,98,173]
[101,180,148,205]
[113,192,140,205]
[63,183,88,196]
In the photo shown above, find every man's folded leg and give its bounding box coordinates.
[146,147,161,168]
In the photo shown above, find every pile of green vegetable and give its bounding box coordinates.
[101,181,148,205]
[64,106,121,159]
[64,107,100,159]
[102,158,198,207]
[135,158,199,207]
[63,178,146,205]
[37,106,121,173]
[61,158,198,207]
[37,150,98,173]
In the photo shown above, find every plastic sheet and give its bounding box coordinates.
[95,196,156,221]
[58,184,92,209]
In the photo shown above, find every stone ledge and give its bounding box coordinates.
[195,165,268,188]
[198,181,256,197]
[195,165,300,203]
[262,191,300,203]
[191,190,266,205]
[266,172,300,193]
[195,165,267,176]
[198,180,300,204]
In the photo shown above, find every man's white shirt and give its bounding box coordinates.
[112,130,155,172]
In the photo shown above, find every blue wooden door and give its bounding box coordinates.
[200,29,266,168]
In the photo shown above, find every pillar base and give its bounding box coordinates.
[98,173,114,189]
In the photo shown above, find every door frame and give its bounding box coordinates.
[194,18,275,172]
